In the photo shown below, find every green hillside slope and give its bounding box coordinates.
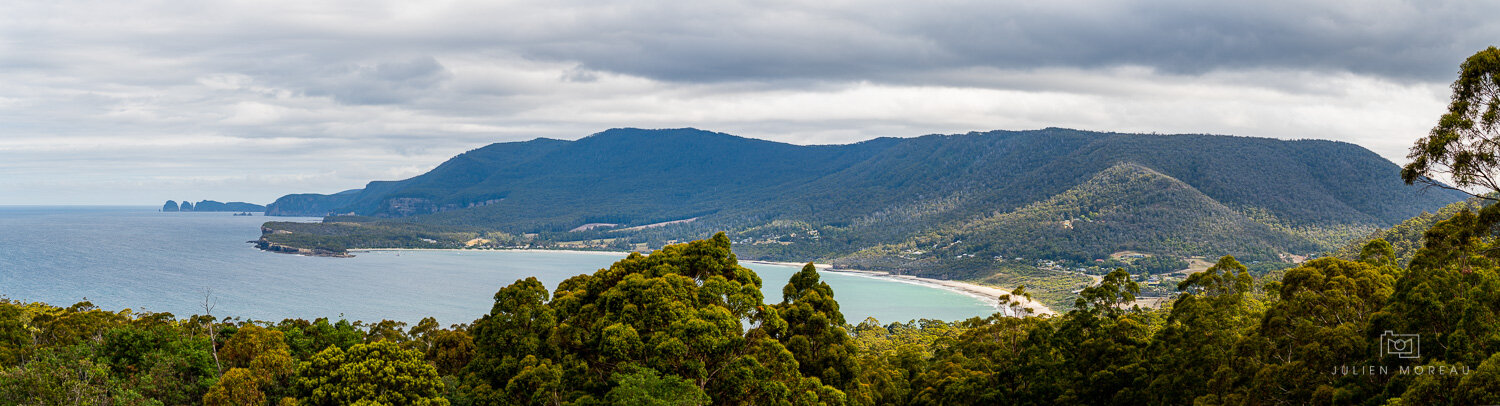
[1331,195,1492,265]
[838,163,1320,266]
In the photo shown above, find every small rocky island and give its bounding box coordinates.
[162,200,266,212]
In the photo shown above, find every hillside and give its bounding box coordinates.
[1331,194,1493,265]
[261,127,1462,268]
[837,163,1321,267]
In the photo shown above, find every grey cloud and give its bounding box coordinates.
[560,67,599,83]
[18,1,1487,90]
[298,57,453,105]
[504,0,1497,83]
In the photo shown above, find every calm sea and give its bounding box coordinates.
[0,206,997,325]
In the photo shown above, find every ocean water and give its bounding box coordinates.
[0,207,997,325]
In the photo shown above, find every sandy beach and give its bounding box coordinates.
[350,247,635,256]
[743,260,1057,316]
[346,249,1056,316]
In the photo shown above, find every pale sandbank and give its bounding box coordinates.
[348,248,1056,316]
[742,260,1057,316]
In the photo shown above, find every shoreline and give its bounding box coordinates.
[326,247,1057,316]
[350,247,635,256]
[741,260,1057,316]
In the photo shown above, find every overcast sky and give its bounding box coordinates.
[2,0,1497,205]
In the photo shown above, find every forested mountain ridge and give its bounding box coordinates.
[271,128,904,226]
[261,127,1462,268]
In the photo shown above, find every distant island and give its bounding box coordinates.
[162,199,266,212]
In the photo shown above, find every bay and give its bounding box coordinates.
[0,206,998,325]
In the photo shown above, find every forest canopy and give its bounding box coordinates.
[9,222,1500,404]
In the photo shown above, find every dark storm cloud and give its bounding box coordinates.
[12,1,1483,97]
[59,0,1481,89]
[506,0,1496,83]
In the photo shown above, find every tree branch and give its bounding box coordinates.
[1413,177,1500,202]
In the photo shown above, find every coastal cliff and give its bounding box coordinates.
[253,225,353,257]
[253,238,352,258]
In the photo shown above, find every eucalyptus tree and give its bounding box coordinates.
[773,264,860,393]
[464,233,844,405]
[1404,46,1500,198]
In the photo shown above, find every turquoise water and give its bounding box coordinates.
[0,207,997,325]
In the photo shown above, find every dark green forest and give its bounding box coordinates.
[1332,195,1491,267]
[9,227,1500,405]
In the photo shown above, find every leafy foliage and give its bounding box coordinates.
[605,367,711,406]
[296,341,448,406]
[9,222,1500,404]
[772,264,861,393]
[462,233,845,405]
[204,368,267,406]
[1403,46,1500,195]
